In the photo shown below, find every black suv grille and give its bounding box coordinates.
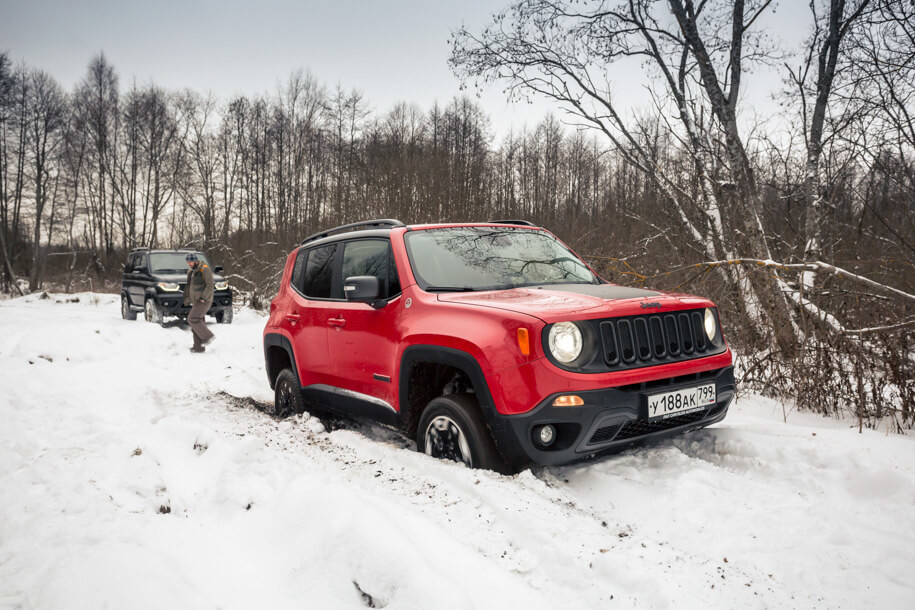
[599,310,716,371]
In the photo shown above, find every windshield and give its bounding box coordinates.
[404,227,598,291]
[149,252,210,274]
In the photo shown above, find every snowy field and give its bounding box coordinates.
[1,293,913,609]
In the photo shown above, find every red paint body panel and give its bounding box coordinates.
[264,223,734,420]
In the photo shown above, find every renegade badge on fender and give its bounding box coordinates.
[263,220,735,471]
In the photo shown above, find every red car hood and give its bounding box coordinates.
[437,284,712,324]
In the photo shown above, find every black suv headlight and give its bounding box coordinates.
[215,281,229,290]
[157,282,181,292]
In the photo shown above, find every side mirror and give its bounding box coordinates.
[344,276,385,309]
[214,266,224,273]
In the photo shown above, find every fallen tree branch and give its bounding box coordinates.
[844,318,915,336]
[677,258,915,305]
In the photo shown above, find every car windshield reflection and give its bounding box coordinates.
[149,252,210,274]
[405,227,597,291]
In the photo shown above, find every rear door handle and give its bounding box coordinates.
[328,318,346,329]
[286,313,301,324]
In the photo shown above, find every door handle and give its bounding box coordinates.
[286,313,301,324]
[328,317,346,329]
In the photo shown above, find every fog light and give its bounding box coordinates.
[538,425,556,446]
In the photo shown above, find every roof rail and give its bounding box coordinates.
[301,219,405,245]
[130,246,151,251]
[489,219,537,227]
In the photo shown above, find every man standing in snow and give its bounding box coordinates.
[183,253,215,353]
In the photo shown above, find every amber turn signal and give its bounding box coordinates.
[552,395,584,407]
[517,328,530,356]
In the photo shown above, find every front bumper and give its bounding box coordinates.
[154,290,233,317]
[489,366,735,467]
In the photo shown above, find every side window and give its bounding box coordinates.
[301,244,336,299]
[134,254,147,272]
[125,254,136,272]
[342,240,401,299]
[290,248,308,293]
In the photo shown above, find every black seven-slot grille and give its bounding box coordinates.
[599,309,719,371]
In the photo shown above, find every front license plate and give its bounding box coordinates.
[647,384,716,419]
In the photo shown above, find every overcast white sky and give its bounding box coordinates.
[1,0,810,139]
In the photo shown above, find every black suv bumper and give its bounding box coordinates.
[153,289,234,317]
[490,366,736,467]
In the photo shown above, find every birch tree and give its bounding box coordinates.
[451,0,798,352]
[786,0,872,292]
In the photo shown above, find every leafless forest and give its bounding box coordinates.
[1,0,913,427]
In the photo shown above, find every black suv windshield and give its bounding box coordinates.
[149,252,210,274]
[404,227,598,291]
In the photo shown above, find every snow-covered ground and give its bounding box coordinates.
[1,293,913,609]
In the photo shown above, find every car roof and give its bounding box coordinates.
[131,249,204,254]
[298,220,544,249]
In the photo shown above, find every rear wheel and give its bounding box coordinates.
[417,393,507,472]
[144,298,163,325]
[121,294,137,320]
[215,307,233,324]
[272,368,305,418]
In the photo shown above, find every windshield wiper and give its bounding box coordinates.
[424,286,478,293]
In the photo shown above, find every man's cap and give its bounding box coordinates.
[185,253,198,262]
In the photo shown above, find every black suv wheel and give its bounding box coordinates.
[121,294,137,320]
[144,298,163,325]
[216,307,233,324]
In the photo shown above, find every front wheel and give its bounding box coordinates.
[144,298,163,325]
[215,307,233,324]
[272,368,305,418]
[121,294,137,320]
[416,393,508,473]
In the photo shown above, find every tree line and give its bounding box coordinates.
[0,0,913,427]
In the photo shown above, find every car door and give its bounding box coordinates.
[126,253,149,307]
[325,239,403,411]
[284,244,336,388]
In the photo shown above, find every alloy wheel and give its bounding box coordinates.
[424,415,473,467]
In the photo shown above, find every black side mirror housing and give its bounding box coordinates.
[344,276,385,309]
[214,266,224,273]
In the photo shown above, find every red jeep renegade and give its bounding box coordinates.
[263,220,734,471]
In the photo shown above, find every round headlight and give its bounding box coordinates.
[704,308,717,341]
[549,322,583,364]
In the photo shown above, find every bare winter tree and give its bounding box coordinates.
[0,52,24,294]
[179,91,221,243]
[786,0,873,293]
[450,0,800,353]
[24,68,66,290]
[73,54,119,256]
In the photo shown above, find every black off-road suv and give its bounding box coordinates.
[120,248,234,325]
